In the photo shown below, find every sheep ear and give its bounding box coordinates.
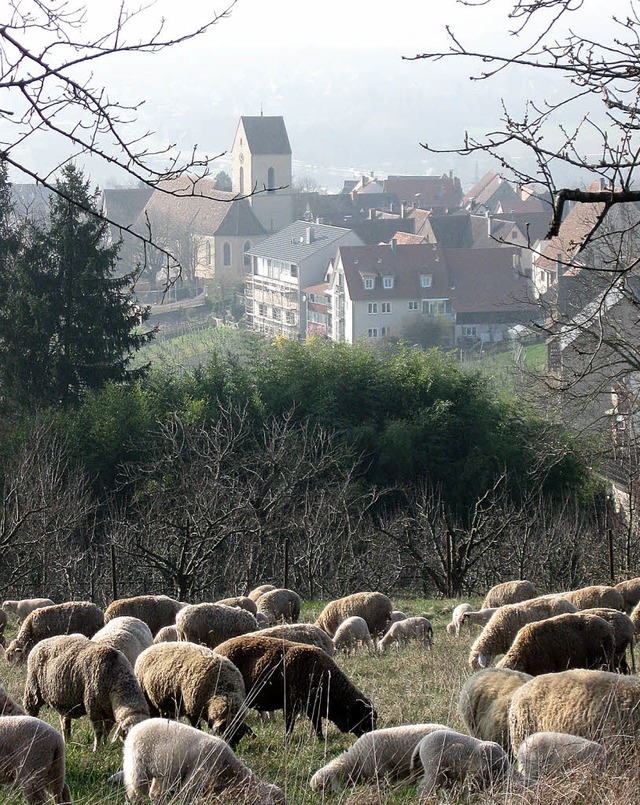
[111,726,122,744]
[477,653,488,668]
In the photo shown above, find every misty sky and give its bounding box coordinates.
[4,0,615,194]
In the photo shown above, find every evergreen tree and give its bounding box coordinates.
[0,163,154,408]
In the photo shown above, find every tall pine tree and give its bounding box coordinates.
[0,163,154,408]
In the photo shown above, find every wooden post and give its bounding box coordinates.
[283,536,289,590]
[111,543,118,601]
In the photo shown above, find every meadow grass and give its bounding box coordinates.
[0,597,634,803]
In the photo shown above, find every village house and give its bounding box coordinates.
[328,240,537,345]
[245,220,363,340]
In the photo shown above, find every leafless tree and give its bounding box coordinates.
[1,0,236,271]
[411,0,640,238]
[0,421,96,599]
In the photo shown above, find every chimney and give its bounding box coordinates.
[486,211,491,238]
[390,238,397,252]
[401,202,406,219]
[305,226,314,245]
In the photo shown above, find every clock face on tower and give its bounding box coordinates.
[239,152,244,164]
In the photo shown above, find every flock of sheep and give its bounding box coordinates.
[0,577,640,802]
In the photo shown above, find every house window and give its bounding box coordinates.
[244,241,251,268]
[285,310,295,325]
[290,265,298,278]
[368,328,379,338]
[223,242,231,266]
[383,276,394,289]
[381,326,390,336]
[205,241,211,266]
[381,302,391,314]
[368,303,378,314]
[420,274,433,288]
[239,166,244,195]
[267,167,275,193]
[258,303,267,317]
[462,325,477,338]
[363,277,374,290]
[408,301,419,311]
[272,307,281,321]
[423,299,449,316]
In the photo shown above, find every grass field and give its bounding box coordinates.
[1,597,634,804]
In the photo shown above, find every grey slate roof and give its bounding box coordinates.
[247,220,353,262]
[240,116,291,155]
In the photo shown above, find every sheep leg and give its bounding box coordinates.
[60,715,72,743]
[53,782,73,805]
[21,782,48,805]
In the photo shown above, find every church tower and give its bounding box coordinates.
[231,116,294,232]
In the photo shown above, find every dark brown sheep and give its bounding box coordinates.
[214,634,377,738]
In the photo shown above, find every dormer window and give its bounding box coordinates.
[363,276,374,290]
[383,276,394,289]
[420,274,433,288]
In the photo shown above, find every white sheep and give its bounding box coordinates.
[247,583,277,602]
[24,634,149,751]
[2,598,55,621]
[509,668,640,754]
[412,728,511,801]
[458,668,532,752]
[446,603,473,636]
[310,723,448,792]
[0,715,72,804]
[377,616,433,653]
[614,577,640,613]
[152,624,178,643]
[333,616,373,654]
[482,580,537,609]
[389,610,407,624]
[92,616,153,668]
[258,623,335,655]
[175,602,258,648]
[462,607,499,630]
[517,731,606,782]
[255,588,301,625]
[134,641,249,747]
[121,718,285,803]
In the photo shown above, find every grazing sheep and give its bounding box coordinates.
[461,608,499,630]
[614,577,640,613]
[5,600,104,664]
[255,588,301,625]
[315,591,393,638]
[390,610,407,624]
[580,607,636,673]
[134,642,249,747]
[258,623,334,655]
[496,613,615,676]
[458,668,532,752]
[468,595,577,670]
[104,595,184,637]
[214,634,377,738]
[517,731,605,782]
[152,625,178,643]
[176,602,257,649]
[333,616,374,654]
[412,729,511,801]
[24,634,149,751]
[446,603,473,636]
[215,596,258,615]
[247,584,277,602]
[630,599,640,632]
[508,668,640,752]
[310,723,449,792]
[0,685,26,716]
[121,718,284,803]
[482,580,537,609]
[563,585,625,612]
[92,616,153,668]
[0,716,72,805]
[2,598,55,621]
[377,616,433,653]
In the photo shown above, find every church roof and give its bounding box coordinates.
[239,116,292,155]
